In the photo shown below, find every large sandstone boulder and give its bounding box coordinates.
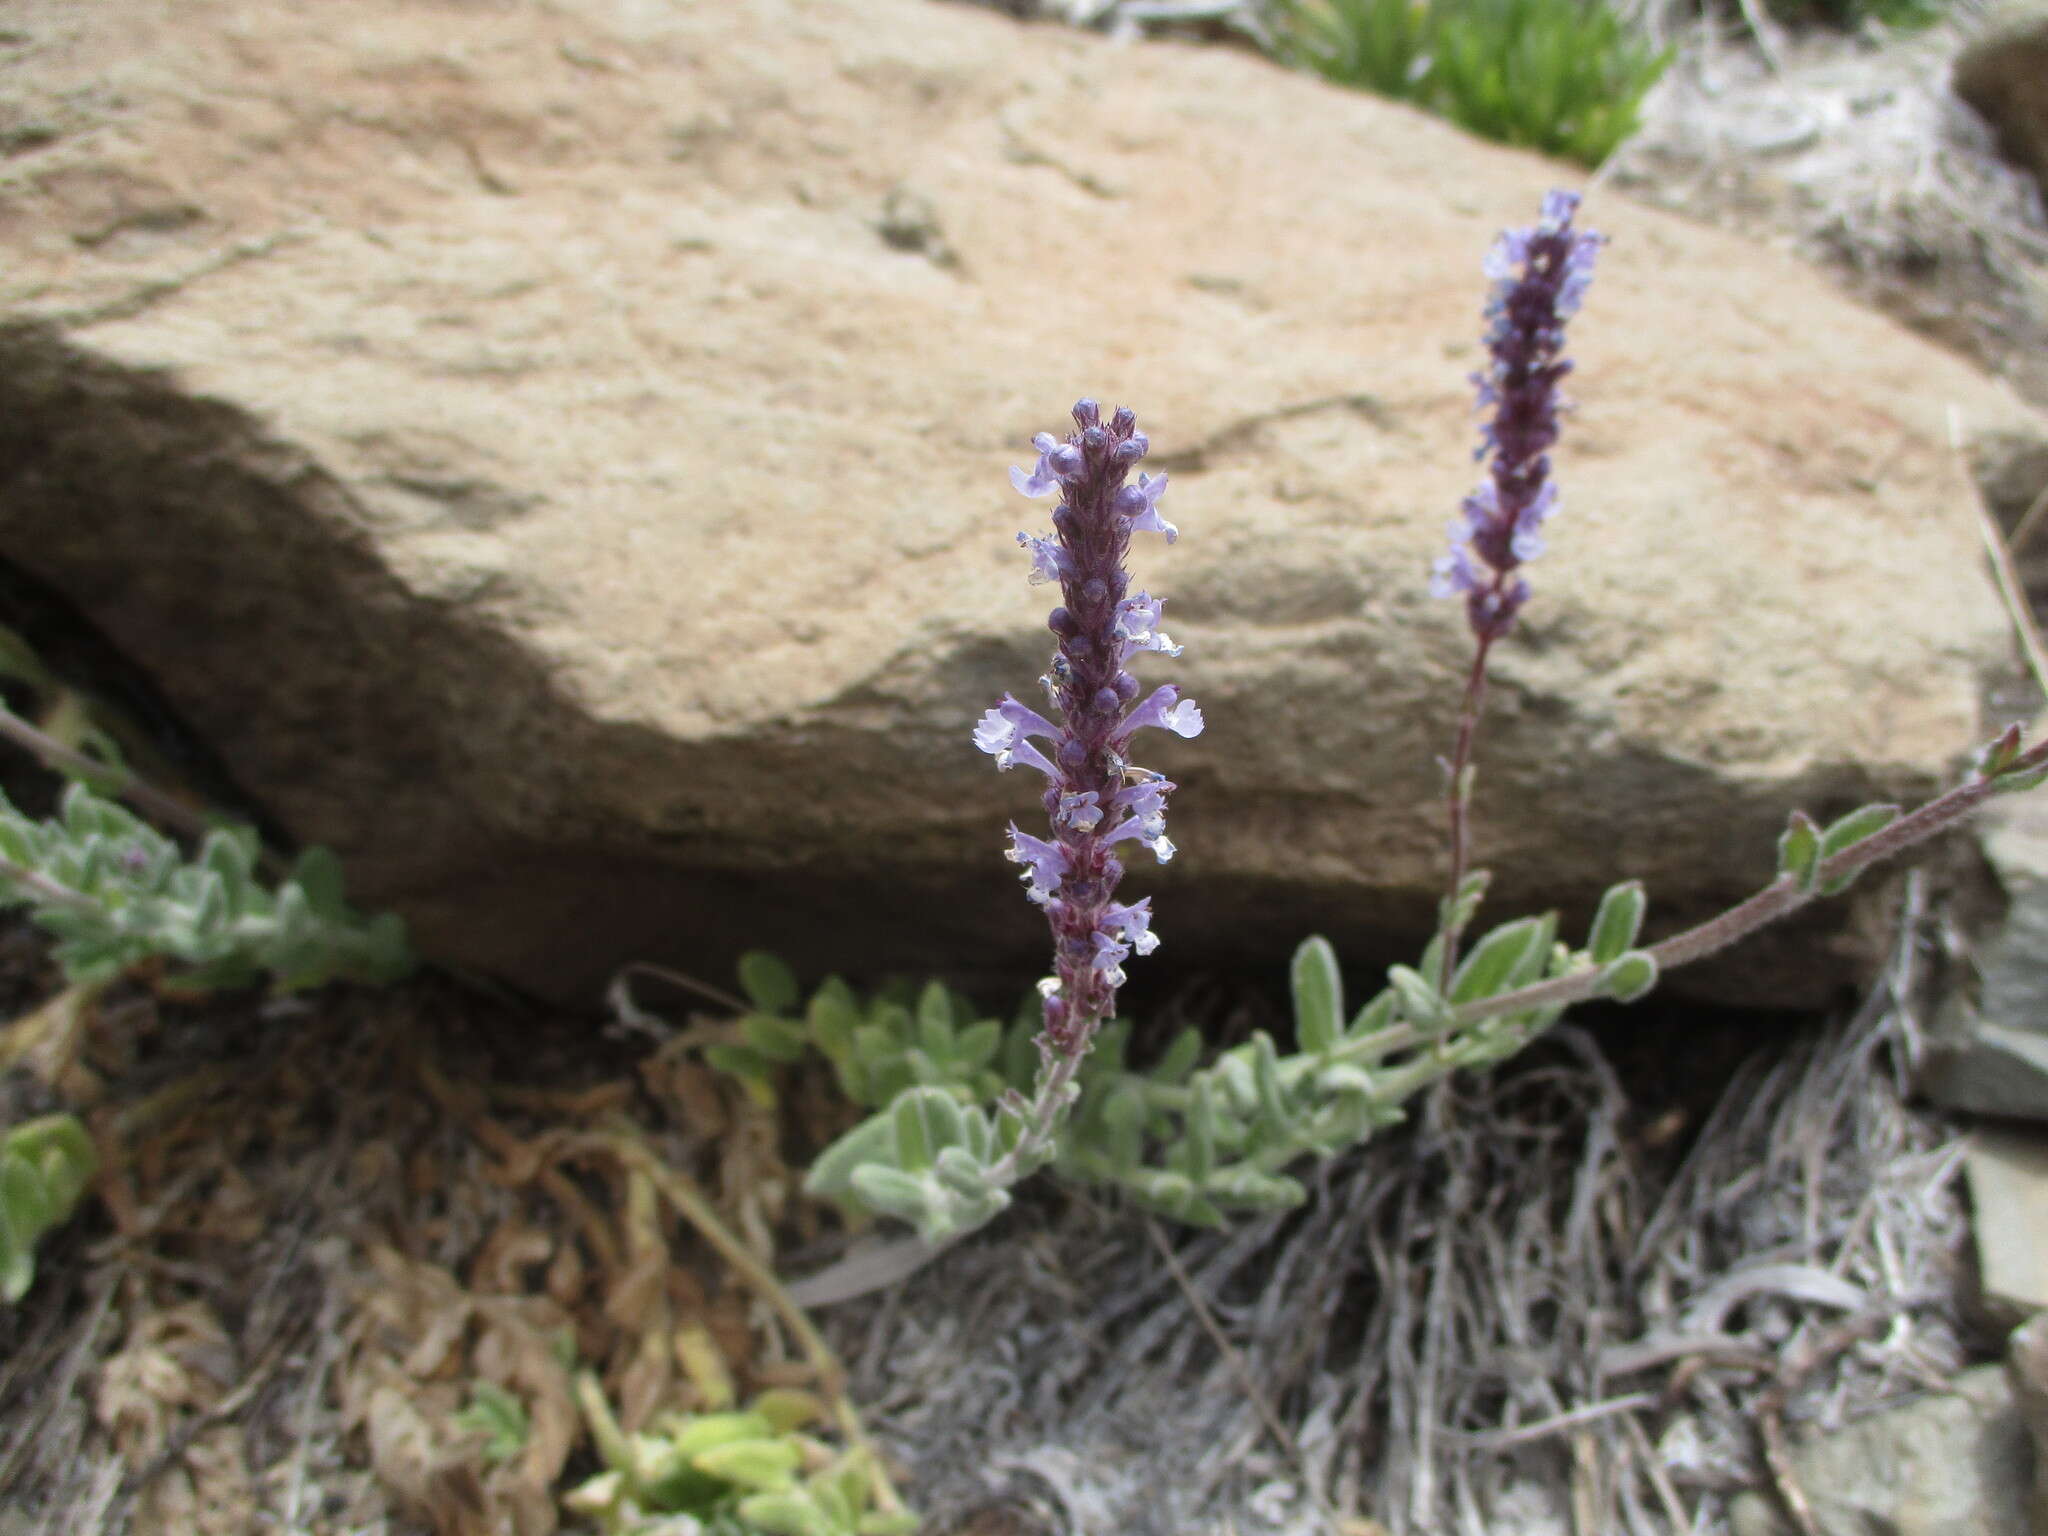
[0,0,2041,1008]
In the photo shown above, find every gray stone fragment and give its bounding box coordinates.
[1727,1365,2034,1536]
[1925,793,2048,1125]
[2009,1312,2048,1535]
[1967,1127,2048,1315]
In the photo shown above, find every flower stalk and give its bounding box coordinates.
[1431,189,1602,985]
[976,399,1201,1165]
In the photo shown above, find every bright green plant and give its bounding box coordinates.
[565,1377,916,1536]
[0,781,414,992]
[455,1380,531,1465]
[1272,0,1672,166]
[1274,0,1432,98]
[0,1113,97,1303]
[1427,0,1673,164]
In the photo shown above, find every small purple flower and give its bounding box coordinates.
[1114,592,1182,660]
[1017,531,1069,585]
[1116,683,1204,745]
[1434,189,1602,641]
[982,399,1200,1058]
[1005,824,1071,904]
[1114,472,1177,544]
[1010,433,1068,498]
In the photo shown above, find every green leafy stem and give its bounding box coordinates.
[709,726,2048,1246]
[0,780,414,993]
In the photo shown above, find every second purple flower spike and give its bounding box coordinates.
[1432,189,1603,640]
[976,400,1200,1067]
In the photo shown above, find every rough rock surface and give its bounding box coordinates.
[0,0,2042,1006]
[1728,1365,2036,1536]
[1954,4,2048,201]
[1926,790,2048,1122]
[2011,1313,2048,1535]
[1966,1127,2048,1315]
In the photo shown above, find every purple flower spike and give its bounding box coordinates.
[1434,189,1602,641]
[981,400,1197,1058]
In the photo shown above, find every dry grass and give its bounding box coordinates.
[0,966,880,1536]
[821,876,1977,1536]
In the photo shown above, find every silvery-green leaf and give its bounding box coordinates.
[915,981,954,1056]
[803,1113,896,1202]
[0,1154,51,1242]
[1994,765,2048,795]
[1101,1083,1148,1172]
[1596,949,1658,1003]
[291,846,348,921]
[191,870,228,936]
[1389,965,1454,1031]
[691,1436,802,1491]
[1250,1032,1291,1134]
[1815,804,1900,894]
[1448,915,1551,1003]
[1000,1012,1040,1092]
[0,1205,32,1304]
[739,1013,811,1063]
[1977,722,2025,777]
[1186,1076,1219,1182]
[1205,1166,1307,1210]
[1818,804,1899,860]
[1776,810,1821,891]
[1290,936,1344,1057]
[1127,1168,1195,1211]
[889,1089,948,1171]
[1314,1063,1376,1099]
[669,1409,776,1458]
[0,819,34,867]
[807,978,861,1063]
[362,912,415,983]
[1437,868,1491,935]
[705,1042,774,1086]
[736,1489,834,1536]
[952,1019,1002,1075]
[847,1164,934,1224]
[1153,1025,1205,1084]
[1088,1019,1131,1079]
[933,1144,988,1197]
[850,1023,898,1069]
[1346,987,1397,1042]
[737,951,800,1015]
[1213,1050,1258,1115]
[10,1115,96,1213]
[857,1512,923,1536]
[1416,933,1445,993]
[272,880,312,948]
[1586,880,1647,964]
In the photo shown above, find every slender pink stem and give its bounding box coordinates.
[1446,738,2048,1028]
[1437,631,1497,990]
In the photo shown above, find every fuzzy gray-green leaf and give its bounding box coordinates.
[1596,949,1658,1003]
[1586,880,1646,965]
[803,1113,897,1203]
[736,951,801,1015]
[1290,936,1345,1056]
[1448,916,1549,1004]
